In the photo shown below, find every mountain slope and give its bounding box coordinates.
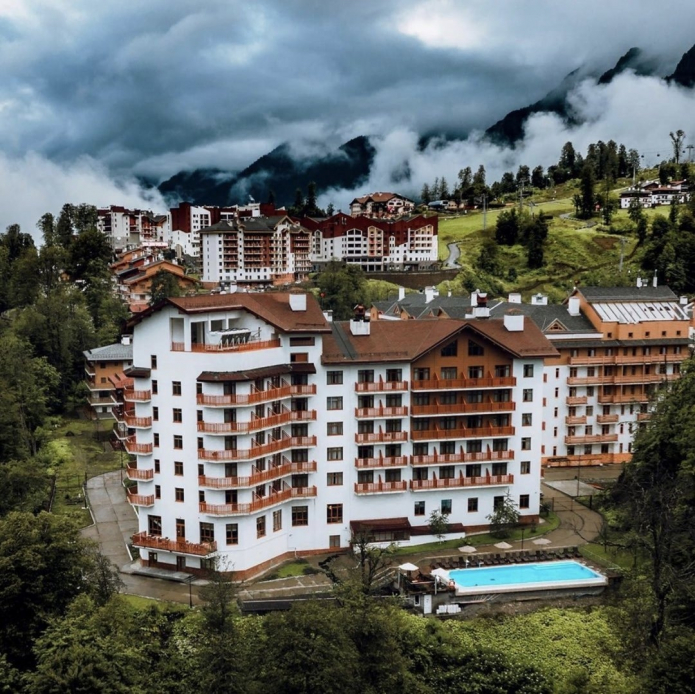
[667,43,695,88]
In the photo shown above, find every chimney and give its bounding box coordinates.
[473,292,489,318]
[504,309,524,332]
[653,273,658,288]
[121,335,132,345]
[424,286,437,304]
[531,293,548,306]
[398,286,406,301]
[470,289,480,307]
[636,277,642,288]
[350,304,371,336]
[508,292,522,304]
[289,291,307,312]
[323,310,334,322]
[568,296,580,316]
[680,296,688,306]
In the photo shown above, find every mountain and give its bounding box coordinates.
[597,47,656,84]
[158,136,375,207]
[667,43,695,88]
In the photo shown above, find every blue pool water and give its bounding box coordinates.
[449,560,602,589]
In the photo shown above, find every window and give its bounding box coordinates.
[154,459,160,473]
[290,336,315,346]
[493,495,504,510]
[327,397,343,410]
[148,515,162,536]
[327,422,343,436]
[292,506,309,526]
[468,366,483,379]
[522,413,532,426]
[152,380,158,394]
[327,504,343,524]
[519,494,530,509]
[523,364,534,378]
[151,355,157,369]
[441,367,457,380]
[468,340,484,356]
[327,472,343,486]
[327,370,343,385]
[226,523,238,545]
[175,488,184,502]
[152,406,159,421]
[441,499,452,515]
[200,522,215,543]
[521,437,531,450]
[439,465,455,479]
[495,365,510,378]
[327,447,343,461]
[176,519,185,540]
[256,516,266,538]
[172,381,181,396]
[173,408,182,422]
[329,535,341,548]
[520,461,531,474]
[414,501,425,516]
[357,370,374,383]
[174,461,183,476]
[386,368,402,382]
[413,367,430,380]
[173,435,183,449]
[440,341,457,357]
[290,352,308,363]
[273,510,282,532]
[522,389,533,402]
[468,497,479,512]
[153,433,160,447]
[155,485,161,499]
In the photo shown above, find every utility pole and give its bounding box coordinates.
[482,195,487,232]
[687,144,694,163]
[619,236,627,273]
[518,179,528,213]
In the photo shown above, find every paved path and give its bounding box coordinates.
[444,241,461,268]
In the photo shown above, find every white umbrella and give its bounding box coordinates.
[398,562,419,572]
[458,545,477,553]
[430,567,449,580]
[494,541,513,550]
[532,537,552,545]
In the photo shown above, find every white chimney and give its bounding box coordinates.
[350,318,371,336]
[323,310,334,322]
[398,286,406,301]
[508,292,522,304]
[680,296,688,306]
[568,296,580,316]
[424,286,436,304]
[473,292,489,318]
[289,292,307,312]
[121,335,132,345]
[531,293,548,306]
[636,277,642,288]
[653,273,658,288]
[504,310,524,332]
[471,289,480,307]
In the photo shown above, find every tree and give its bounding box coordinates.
[67,227,112,282]
[420,182,431,204]
[149,269,183,306]
[478,238,500,274]
[495,208,520,246]
[670,129,686,164]
[304,181,325,217]
[531,165,546,189]
[579,163,596,219]
[36,213,56,247]
[316,261,367,320]
[428,509,449,542]
[345,530,394,595]
[55,203,76,248]
[559,141,577,177]
[487,493,519,538]
[291,187,305,216]
[326,202,335,216]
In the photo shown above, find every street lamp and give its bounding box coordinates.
[185,574,194,608]
[521,526,525,550]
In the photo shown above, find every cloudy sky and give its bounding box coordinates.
[2,0,695,234]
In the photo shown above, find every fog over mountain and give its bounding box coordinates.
[1,1,695,235]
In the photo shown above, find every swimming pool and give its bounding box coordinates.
[447,560,607,595]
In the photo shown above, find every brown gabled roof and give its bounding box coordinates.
[128,292,330,334]
[322,318,558,364]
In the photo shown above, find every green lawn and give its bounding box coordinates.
[579,543,638,572]
[259,559,320,581]
[121,594,188,611]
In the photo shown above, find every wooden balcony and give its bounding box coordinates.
[198,460,317,488]
[565,416,587,425]
[543,452,632,467]
[637,412,651,422]
[123,387,152,402]
[411,376,515,391]
[353,481,408,494]
[411,401,515,416]
[131,531,216,556]
[596,414,619,423]
[566,396,588,405]
[567,376,605,386]
[354,456,409,468]
[199,486,317,515]
[198,436,317,461]
[569,353,684,366]
[564,434,619,445]
[354,406,408,418]
[125,415,152,428]
[197,410,316,434]
[196,383,316,407]
[354,431,408,444]
[125,464,154,481]
[598,392,650,404]
[411,450,514,466]
[410,474,514,491]
[354,380,408,393]
[172,338,281,354]
[124,437,153,455]
[410,426,514,441]
[126,488,155,507]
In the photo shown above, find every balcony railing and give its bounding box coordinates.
[354,456,409,468]
[125,464,154,481]
[596,414,619,423]
[198,435,317,461]
[354,431,408,444]
[543,452,632,467]
[197,410,316,434]
[410,474,514,491]
[410,426,514,441]
[188,338,281,353]
[124,437,153,455]
[637,412,651,421]
[564,434,619,445]
[198,460,317,488]
[411,450,514,466]
[123,388,152,402]
[354,406,408,418]
[565,416,587,425]
[131,531,216,556]
[354,380,408,392]
[566,396,588,405]
[411,401,515,416]
[598,392,651,404]
[569,353,684,366]
[411,376,516,390]
[126,488,155,507]
[196,383,316,407]
[125,415,152,428]
[353,481,408,494]
[199,486,317,515]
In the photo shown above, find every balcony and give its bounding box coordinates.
[611,373,679,385]
[186,338,281,354]
[543,452,632,467]
[411,376,516,391]
[565,416,587,425]
[564,434,619,445]
[566,396,588,405]
[637,412,651,421]
[411,450,514,466]
[353,481,408,494]
[198,460,317,488]
[570,353,685,366]
[131,531,216,557]
[123,387,152,402]
[410,474,514,491]
[196,383,315,407]
[354,456,409,468]
[124,437,153,455]
[567,376,606,386]
[125,415,152,428]
[354,431,408,444]
[411,401,515,416]
[197,410,316,434]
[355,380,409,393]
[410,425,515,441]
[125,464,154,481]
[198,435,317,461]
[199,486,317,515]
[354,406,408,418]
[126,488,155,507]
[596,414,619,423]
[598,392,651,404]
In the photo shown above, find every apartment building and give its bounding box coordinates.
[83,339,133,419]
[619,179,691,208]
[121,291,556,578]
[97,206,169,250]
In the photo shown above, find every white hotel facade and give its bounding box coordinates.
[123,292,557,579]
